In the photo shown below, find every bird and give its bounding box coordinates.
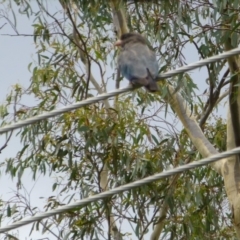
[115,32,159,92]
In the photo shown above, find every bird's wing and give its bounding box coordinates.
[118,42,158,81]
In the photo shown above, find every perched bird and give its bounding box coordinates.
[115,32,159,92]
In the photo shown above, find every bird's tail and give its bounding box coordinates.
[145,68,159,92]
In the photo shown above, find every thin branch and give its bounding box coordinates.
[0,88,19,153]
[65,6,91,99]
[199,68,229,128]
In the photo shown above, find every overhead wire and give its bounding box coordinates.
[1,47,240,233]
[0,146,239,233]
[0,47,240,134]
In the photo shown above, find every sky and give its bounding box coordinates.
[0,1,229,240]
[0,2,62,239]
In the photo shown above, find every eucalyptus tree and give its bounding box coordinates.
[0,0,239,239]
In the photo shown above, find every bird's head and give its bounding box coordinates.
[115,33,147,47]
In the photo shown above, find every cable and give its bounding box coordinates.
[0,86,132,134]
[0,146,239,233]
[0,47,240,135]
[156,47,240,79]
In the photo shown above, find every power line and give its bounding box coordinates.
[0,46,239,234]
[0,146,239,233]
[0,86,131,134]
[156,48,238,79]
[0,47,240,135]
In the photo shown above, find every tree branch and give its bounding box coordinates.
[166,86,222,173]
[199,68,229,128]
[110,0,129,37]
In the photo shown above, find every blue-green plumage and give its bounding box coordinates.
[116,33,159,92]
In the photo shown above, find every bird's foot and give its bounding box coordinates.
[131,78,149,87]
[129,81,140,89]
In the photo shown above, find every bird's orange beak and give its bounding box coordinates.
[115,40,122,47]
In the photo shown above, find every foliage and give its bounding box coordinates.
[0,0,237,239]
